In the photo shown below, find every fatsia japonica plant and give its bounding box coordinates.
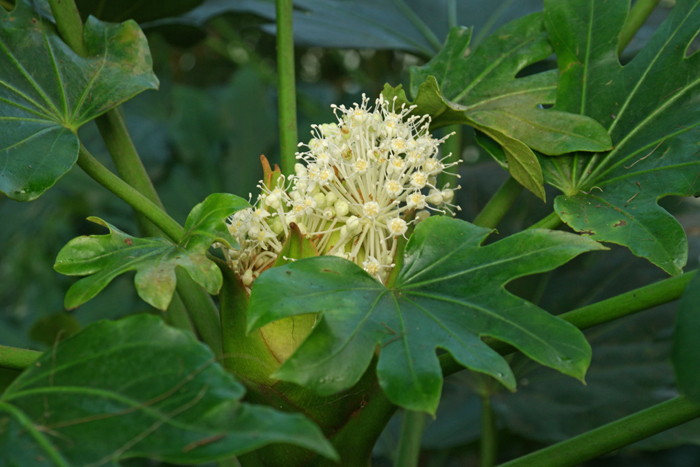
[2,0,700,466]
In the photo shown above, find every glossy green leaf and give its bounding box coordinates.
[673,271,700,401]
[0,0,159,201]
[407,19,612,155]
[0,314,337,465]
[542,0,700,275]
[54,194,249,310]
[383,17,611,199]
[247,216,603,414]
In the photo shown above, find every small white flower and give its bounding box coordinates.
[385,179,403,197]
[362,201,380,218]
[388,217,408,237]
[410,171,428,189]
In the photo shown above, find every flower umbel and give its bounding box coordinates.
[223,94,461,286]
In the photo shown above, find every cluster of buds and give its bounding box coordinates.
[222,94,461,289]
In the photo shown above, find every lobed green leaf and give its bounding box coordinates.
[383,16,612,200]
[540,0,700,275]
[0,314,337,465]
[0,0,159,201]
[54,194,249,310]
[248,217,604,414]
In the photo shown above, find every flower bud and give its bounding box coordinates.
[314,193,327,210]
[415,210,431,223]
[242,269,254,286]
[442,188,455,203]
[335,200,350,217]
[426,189,444,205]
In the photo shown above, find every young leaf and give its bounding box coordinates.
[0,0,159,202]
[54,194,249,310]
[672,271,700,401]
[247,217,604,414]
[0,314,337,465]
[541,0,700,276]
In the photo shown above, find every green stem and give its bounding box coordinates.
[0,345,41,371]
[76,145,185,242]
[617,0,660,55]
[162,293,195,332]
[527,211,562,230]
[94,110,163,209]
[392,0,442,52]
[175,269,223,359]
[473,176,524,229]
[276,0,298,176]
[47,0,87,56]
[447,0,458,29]
[395,410,426,467]
[498,396,700,467]
[480,396,497,467]
[562,270,695,330]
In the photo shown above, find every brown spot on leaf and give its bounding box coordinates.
[322,269,340,275]
[580,229,595,236]
[124,238,133,246]
[613,220,627,227]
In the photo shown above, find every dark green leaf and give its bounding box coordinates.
[75,0,204,23]
[408,18,612,155]
[144,0,545,57]
[542,0,700,275]
[383,17,611,199]
[247,216,603,414]
[0,0,159,201]
[0,314,337,465]
[54,194,249,310]
[673,271,700,401]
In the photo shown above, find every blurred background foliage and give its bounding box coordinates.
[1,0,699,465]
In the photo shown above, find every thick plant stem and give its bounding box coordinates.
[163,293,195,332]
[618,0,661,55]
[527,211,562,230]
[94,111,163,210]
[498,396,700,467]
[276,0,298,176]
[395,410,426,467]
[480,396,497,467]
[47,0,87,56]
[76,145,185,242]
[473,176,524,229]
[175,269,223,360]
[0,345,41,371]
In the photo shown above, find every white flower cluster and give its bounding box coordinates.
[223,94,461,288]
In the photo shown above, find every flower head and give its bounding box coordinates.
[222,94,461,287]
